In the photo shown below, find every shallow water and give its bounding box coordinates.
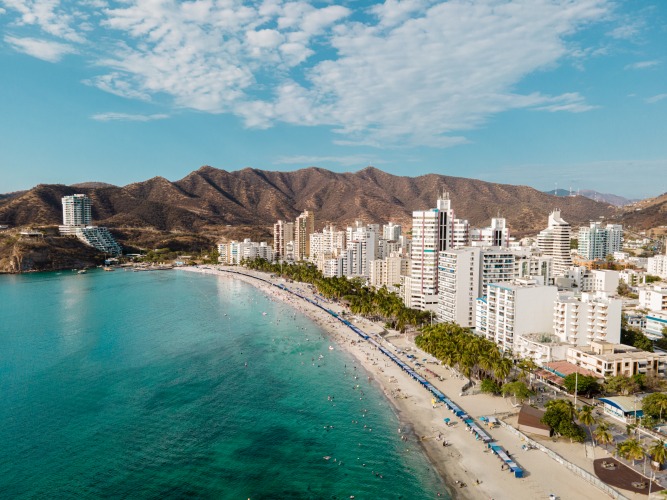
[0,269,447,499]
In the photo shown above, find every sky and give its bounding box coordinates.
[0,0,665,199]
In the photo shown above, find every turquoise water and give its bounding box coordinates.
[0,269,447,499]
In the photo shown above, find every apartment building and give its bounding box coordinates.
[567,341,667,379]
[553,292,621,346]
[475,278,558,353]
[537,210,574,277]
[470,217,510,247]
[382,222,402,241]
[639,285,667,312]
[369,253,410,291]
[294,210,315,261]
[407,194,453,310]
[273,220,294,260]
[647,250,667,279]
[577,222,623,261]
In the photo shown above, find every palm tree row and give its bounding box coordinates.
[241,258,430,331]
[617,438,667,470]
[415,323,513,384]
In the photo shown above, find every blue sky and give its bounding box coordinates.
[0,0,665,199]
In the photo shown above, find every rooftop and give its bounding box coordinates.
[543,360,600,379]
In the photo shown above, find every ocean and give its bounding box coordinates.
[0,269,447,499]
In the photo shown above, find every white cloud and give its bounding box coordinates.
[645,93,667,104]
[91,112,169,122]
[1,0,616,147]
[1,0,85,42]
[4,35,75,62]
[625,60,660,70]
[607,20,643,40]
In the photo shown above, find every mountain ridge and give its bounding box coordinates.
[0,166,642,248]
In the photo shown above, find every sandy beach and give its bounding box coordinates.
[183,266,623,500]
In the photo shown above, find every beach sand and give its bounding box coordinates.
[183,266,623,500]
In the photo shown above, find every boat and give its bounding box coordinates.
[77,269,87,274]
[103,267,114,272]
[328,346,334,350]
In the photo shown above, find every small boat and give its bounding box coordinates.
[103,267,114,272]
[77,269,87,274]
[323,456,331,460]
[262,312,267,316]
[328,346,334,351]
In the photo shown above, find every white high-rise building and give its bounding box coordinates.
[476,278,558,353]
[407,194,454,310]
[647,247,667,279]
[273,220,294,260]
[61,194,92,229]
[382,222,402,241]
[437,248,480,327]
[294,210,314,261]
[219,239,273,265]
[59,194,121,255]
[513,250,554,285]
[553,292,621,346]
[470,217,510,247]
[578,222,623,261]
[369,254,411,291]
[310,225,346,262]
[537,210,574,277]
[437,247,534,327]
[639,285,667,312]
[452,219,470,248]
[346,222,378,277]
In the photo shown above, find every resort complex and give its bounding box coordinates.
[59,194,122,256]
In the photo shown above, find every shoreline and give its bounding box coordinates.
[183,266,621,500]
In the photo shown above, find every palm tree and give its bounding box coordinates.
[618,439,645,466]
[493,357,513,385]
[649,440,667,471]
[656,398,667,422]
[594,423,614,451]
[501,381,533,406]
[578,406,597,445]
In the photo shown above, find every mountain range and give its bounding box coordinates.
[0,166,664,251]
[544,189,636,207]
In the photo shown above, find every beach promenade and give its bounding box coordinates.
[184,266,634,500]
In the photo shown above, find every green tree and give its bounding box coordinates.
[643,393,667,421]
[617,439,645,466]
[516,358,538,384]
[578,406,597,444]
[604,375,641,396]
[480,378,501,395]
[501,381,533,405]
[542,399,586,442]
[594,422,614,450]
[649,440,667,467]
[563,374,601,397]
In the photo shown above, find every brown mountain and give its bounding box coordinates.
[621,192,667,231]
[0,166,621,244]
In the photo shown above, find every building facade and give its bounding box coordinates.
[476,279,558,353]
[537,210,574,277]
[577,222,623,261]
[567,341,667,379]
[294,210,314,261]
[407,194,453,310]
